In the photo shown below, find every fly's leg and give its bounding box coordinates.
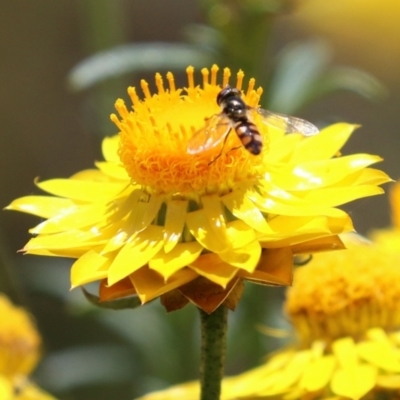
[208,128,232,166]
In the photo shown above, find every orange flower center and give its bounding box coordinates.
[111,65,269,196]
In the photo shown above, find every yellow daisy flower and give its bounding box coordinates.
[0,295,56,400]
[6,65,390,313]
[138,243,400,400]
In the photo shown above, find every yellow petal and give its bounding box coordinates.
[108,225,164,285]
[357,329,400,372]
[224,351,296,397]
[186,209,230,252]
[261,215,353,247]
[124,194,163,234]
[137,381,199,400]
[24,230,105,253]
[5,196,74,219]
[221,191,273,234]
[357,340,400,372]
[332,337,358,368]
[149,242,203,279]
[102,135,120,163]
[330,338,379,398]
[189,253,238,287]
[299,355,336,391]
[101,231,130,254]
[250,190,347,218]
[36,179,127,202]
[23,246,86,258]
[201,194,229,243]
[0,376,13,399]
[218,241,261,273]
[267,215,332,236]
[265,132,303,163]
[95,161,130,180]
[163,200,188,253]
[71,250,110,287]
[331,364,377,400]
[30,203,109,234]
[70,168,108,181]
[226,220,257,248]
[270,350,313,391]
[130,266,198,303]
[291,123,357,163]
[302,185,384,206]
[273,154,383,191]
[340,167,391,187]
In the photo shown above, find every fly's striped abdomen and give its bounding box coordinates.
[234,120,263,155]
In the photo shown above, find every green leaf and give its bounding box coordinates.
[67,43,211,91]
[267,40,387,114]
[268,40,331,113]
[309,66,387,103]
[82,287,142,310]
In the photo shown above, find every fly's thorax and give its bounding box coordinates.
[223,97,247,121]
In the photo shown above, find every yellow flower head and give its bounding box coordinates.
[138,243,400,400]
[114,66,265,196]
[7,65,390,313]
[286,244,400,347]
[0,295,40,379]
[0,295,55,400]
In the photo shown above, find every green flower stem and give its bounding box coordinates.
[199,305,228,400]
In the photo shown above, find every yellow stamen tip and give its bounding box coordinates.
[222,67,231,87]
[128,86,140,107]
[246,78,255,96]
[236,70,245,90]
[201,67,210,88]
[140,79,151,99]
[211,64,219,86]
[114,99,129,119]
[155,73,165,94]
[166,72,176,93]
[186,66,195,89]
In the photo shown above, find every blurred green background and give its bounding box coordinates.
[1,1,400,399]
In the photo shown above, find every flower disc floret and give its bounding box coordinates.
[112,65,265,196]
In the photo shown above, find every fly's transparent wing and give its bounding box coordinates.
[255,108,319,136]
[187,114,232,154]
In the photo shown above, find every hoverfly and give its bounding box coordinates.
[187,86,319,161]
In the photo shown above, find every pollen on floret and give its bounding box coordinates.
[112,65,268,196]
[222,68,231,87]
[236,70,244,90]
